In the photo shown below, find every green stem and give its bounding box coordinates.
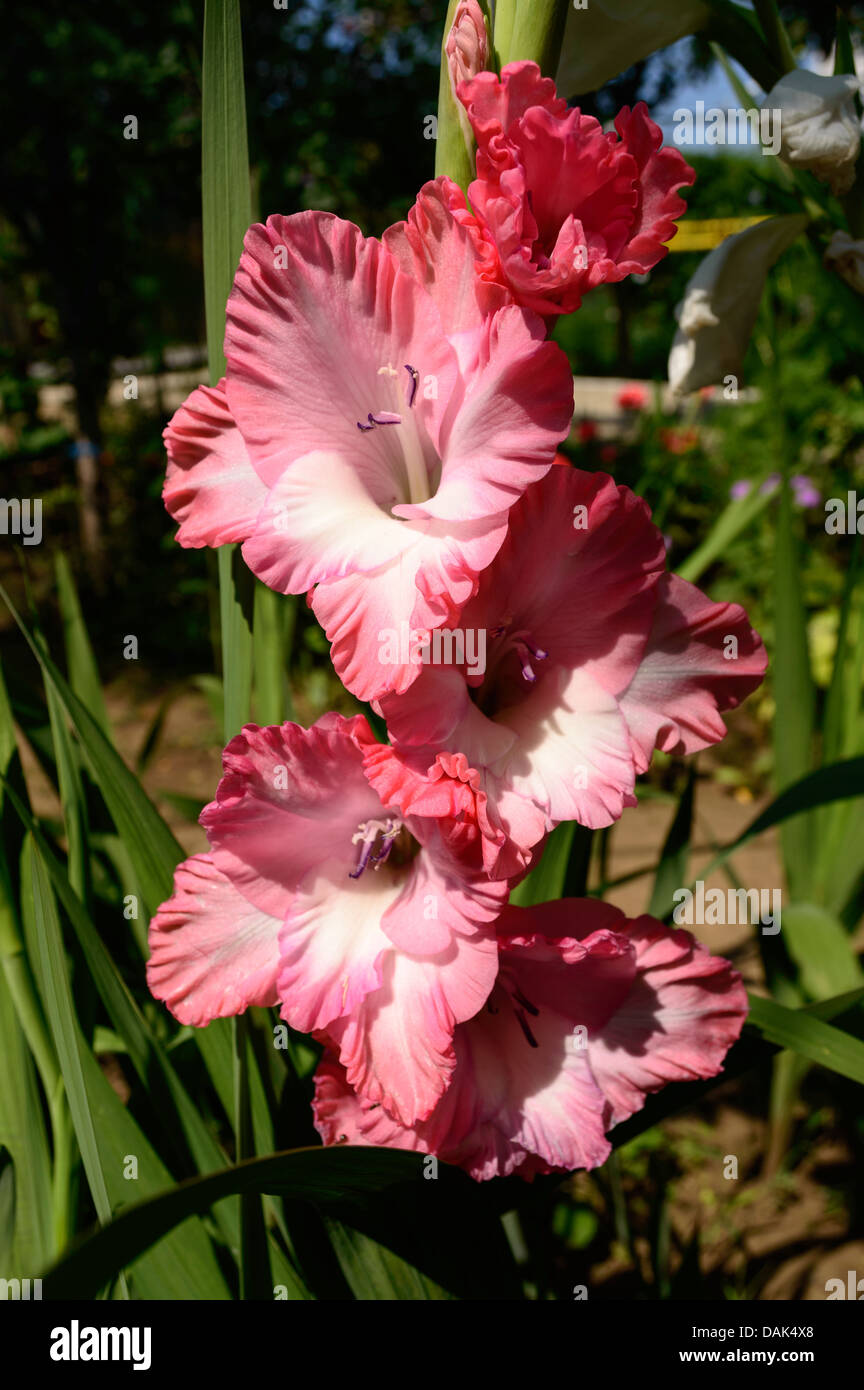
[508,0,570,75]
[492,0,517,68]
[234,1014,272,1299]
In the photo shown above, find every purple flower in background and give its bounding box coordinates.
[791,474,821,508]
[730,473,820,508]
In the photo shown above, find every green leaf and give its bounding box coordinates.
[27,845,115,1236]
[322,1215,454,1300]
[218,546,254,742]
[648,768,695,918]
[0,582,184,916]
[55,552,111,739]
[778,903,864,1002]
[202,0,256,740]
[773,477,816,897]
[0,966,54,1272]
[509,822,594,906]
[42,674,89,902]
[202,0,251,383]
[253,583,293,725]
[746,992,864,1086]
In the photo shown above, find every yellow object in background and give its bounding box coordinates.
[670,215,770,251]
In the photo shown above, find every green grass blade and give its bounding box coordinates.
[772,477,816,897]
[746,992,864,1085]
[203,0,254,741]
[694,757,864,884]
[202,0,266,1294]
[747,991,864,1085]
[218,546,254,742]
[1,582,183,915]
[648,767,695,918]
[253,583,294,725]
[323,1215,454,1300]
[55,552,111,739]
[42,677,90,903]
[27,846,116,1234]
[0,966,54,1271]
[509,822,594,906]
[778,903,864,1002]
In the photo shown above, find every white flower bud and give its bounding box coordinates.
[761,70,861,195]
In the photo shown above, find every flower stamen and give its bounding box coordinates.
[348,817,403,879]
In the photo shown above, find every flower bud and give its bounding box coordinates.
[761,70,861,195]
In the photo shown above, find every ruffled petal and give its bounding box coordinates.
[619,573,768,773]
[201,715,382,918]
[224,211,458,489]
[162,379,267,547]
[147,854,282,1026]
[587,914,749,1127]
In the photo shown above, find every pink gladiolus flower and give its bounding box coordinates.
[147,713,518,1126]
[455,62,696,317]
[376,468,766,861]
[163,179,574,701]
[313,901,749,1180]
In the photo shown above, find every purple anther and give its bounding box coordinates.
[369,411,402,426]
[404,364,419,408]
[512,986,539,1017]
[348,838,376,879]
[349,817,403,879]
[522,638,548,662]
[514,1007,539,1049]
[370,821,399,868]
[514,641,537,683]
[357,420,375,432]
